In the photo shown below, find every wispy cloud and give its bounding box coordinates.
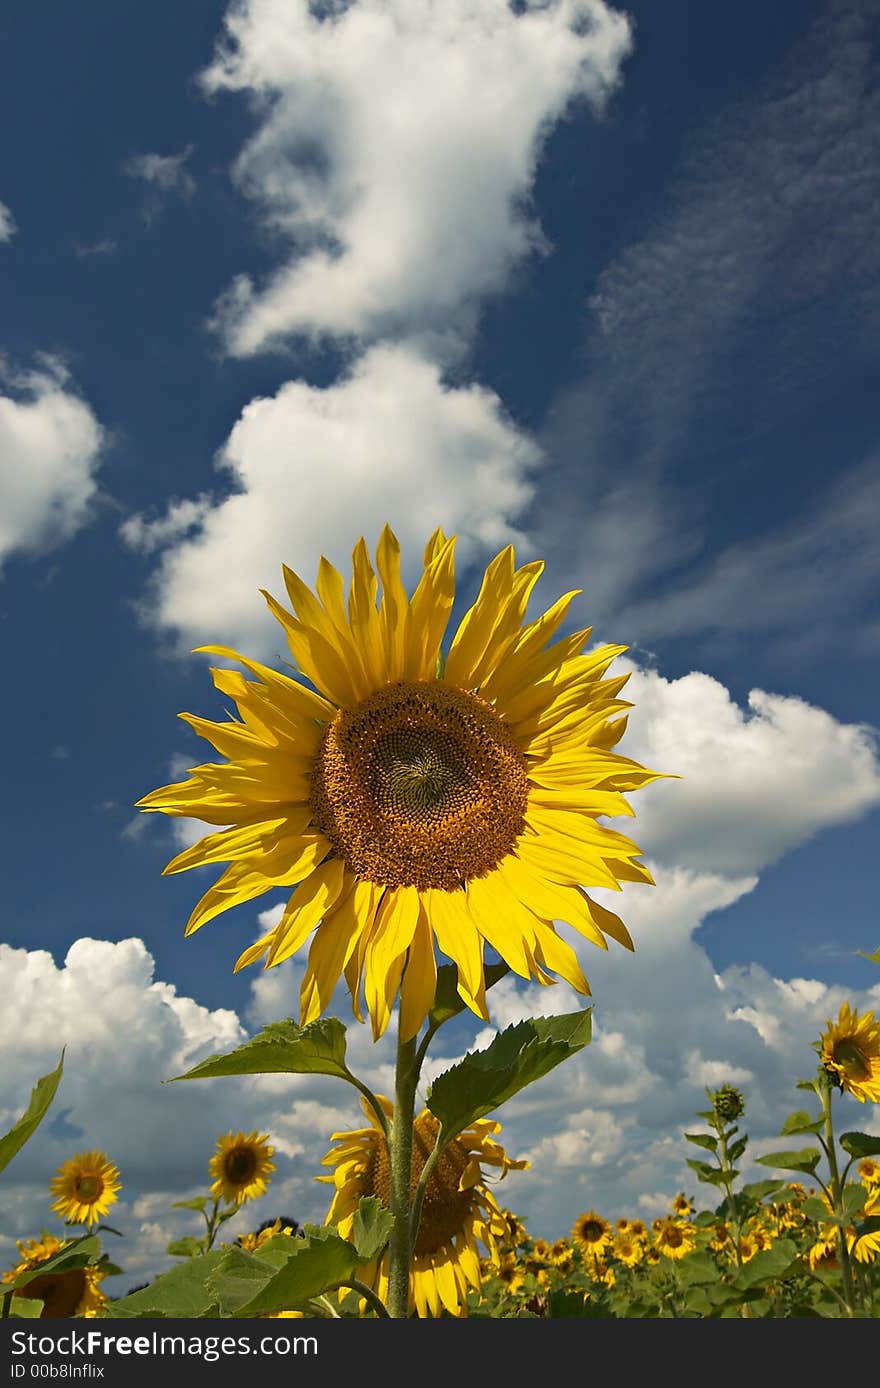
[124,145,196,222]
[535,2,880,659]
[0,201,16,243]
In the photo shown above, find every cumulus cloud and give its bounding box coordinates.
[0,201,16,242]
[618,665,880,875]
[132,342,541,653]
[201,0,631,354]
[0,357,105,572]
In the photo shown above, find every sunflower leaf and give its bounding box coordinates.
[684,1132,718,1152]
[171,1197,209,1213]
[0,1050,64,1176]
[426,1009,591,1137]
[206,1225,365,1317]
[839,1131,880,1158]
[5,1235,102,1294]
[740,1179,786,1202]
[754,1147,821,1174]
[6,1297,45,1318]
[167,1237,203,1258]
[429,961,510,1027]
[732,1238,800,1290]
[780,1110,824,1137]
[351,1196,394,1262]
[101,1249,228,1317]
[167,1018,350,1083]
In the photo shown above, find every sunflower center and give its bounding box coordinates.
[365,1113,474,1256]
[310,681,529,891]
[225,1149,258,1185]
[74,1176,101,1202]
[579,1221,604,1244]
[664,1226,684,1248]
[834,1038,870,1081]
[19,1269,86,1318]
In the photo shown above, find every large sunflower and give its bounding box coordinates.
[209,1130,275,1205]
[49,1150,121,1229]
[3,1235,106,1317]
[319,1095,527,1317]
[820,1003,880,1103]
[138,527,660,1040]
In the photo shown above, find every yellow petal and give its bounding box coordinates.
[300,878,379,1026]
[267,858,347,966]
[399,905,438,1042]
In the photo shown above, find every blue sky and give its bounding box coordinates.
[1,0,879,1288]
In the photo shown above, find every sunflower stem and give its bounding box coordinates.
[819,1071,857,1316]
[334,1279,390,1318]
[409,1127,445,1246]
[1,1289,12,1319]
[387,1031,419,1318]
[345,1072,391,1143]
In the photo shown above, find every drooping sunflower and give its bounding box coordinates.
[571,1210,613,1257]
[3,1235,106,1317]
[654,1218,697,1261]
[319,1095,527,1317]
[49,1150,121,1228]
[209,1130,275,1206]
[137,527,661,1041]
[820,1003,880,1103]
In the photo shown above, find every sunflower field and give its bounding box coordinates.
[2,530,878,1320]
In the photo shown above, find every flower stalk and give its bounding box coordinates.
[387,1030,419,1318]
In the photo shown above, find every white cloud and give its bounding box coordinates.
[0,201,16,242]
[0,357,104,571]
[120,495,212,556]
[616,665,880,875]
[134,342,541,653]
[201,0,631,353]
[124,147,196,218]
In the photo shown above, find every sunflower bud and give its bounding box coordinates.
[712,1084,745,1123]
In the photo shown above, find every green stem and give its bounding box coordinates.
[410,1126,446,1244]
[387,1031,419,1318]
[334,1279,391,1318]
[819,1073,856,1317]
[714,1123,744,1275]
[344,1072,391,1143]
[1,1289,13,1319]
[203,1197,222,1252]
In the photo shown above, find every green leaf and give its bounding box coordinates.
[0,1051,64,1175]
[168,1018,350,1083]
[171,1197,209,1213]
[754,1148,821,1175]
[429,962,509,1027]
[728,1136,748,1163]
[207,1226,364,1317]
[351,1197,393,1263]
[167,1236,203,1258]
[839,1131,880,1159]
[547,1288,594,1317]
[734,1239,799,1290]
[802,1196,832,1223]
[7,1297,45,1318]
[684,1132,718,1152]
[740,1179,786,1202]
[427,1010,591,1137]
[780,1110,824,1137]
[686,1158,729,1186]
[102,1250,228,1317]
[843,1184,867,1218]
[677,1252,718,1286]
[6,1235,101,1295]
[796,1078,822,1096]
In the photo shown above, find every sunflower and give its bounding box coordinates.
[238,1217,298,1252]
[209,1130,275,1205]
[3,1235,106,1317]
[49,1150,121,1228]
[654,1218,697,1260]
[613,1233,643,1268]
[852,1191,880,1264]
[571,1210,613,1257]
[671,1193,693,1217]
[319,1095,527,1317]
[820,1003,880,1103]
[858,1157,880,1189]
[138,527,660,1041]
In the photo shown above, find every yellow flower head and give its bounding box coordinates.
[613,1234,644,1267]
[238,1218,298,1253]
[671,1193,693,1217]
[858,1157,880,1189]
[138,527,661,1042]
[49,1150,121,1229]
[209,1130,275,1206]
[3,1236,106,1317]
[654,1218,697,1260]
[571,1210,613,1256]
[319,1095,527,1317]
[820,1003,880,1103]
